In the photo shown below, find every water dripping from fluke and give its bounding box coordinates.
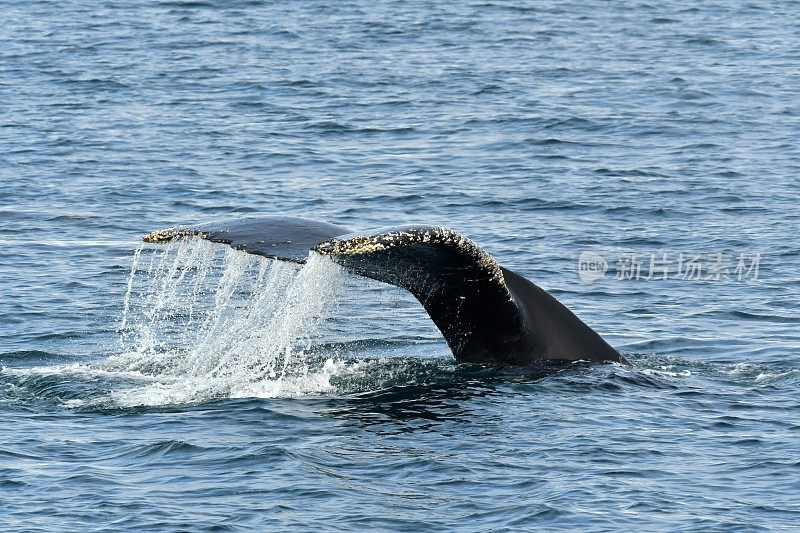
[105,237,355,405]
[0,237,459,409]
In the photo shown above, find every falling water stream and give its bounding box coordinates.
[109,238,354,405]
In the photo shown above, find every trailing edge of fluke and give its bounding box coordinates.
[143,215,626,366]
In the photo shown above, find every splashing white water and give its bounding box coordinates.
[0,237,454,408]
[104,237,350,405]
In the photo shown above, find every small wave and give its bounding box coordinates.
[727,311,800,324]
[0,350,67,363]
[683,36,726,46]
[127,440,206,459]
[466,197,590,213]
[157,1,214,8]
[527,137,579,146]
[542,117,597,130]
[302,120,355,134]
[471,84,504,95]
[0,477,28,488]
[593,167,669,178]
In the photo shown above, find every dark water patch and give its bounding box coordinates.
[608,236,667,246]
[730,438,763,446]
[471,84,504,95]
[157,0,215,7]
[719,205,769,214]
[465,197,592,213]
[673,142,721,151]
[355,193,426,204]
[526,137,585,146]
[683,36,727,47]
[277,79,321,89]
[593,167,669,178]
[603,205,672,216]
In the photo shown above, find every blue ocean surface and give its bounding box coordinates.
[1,0,799,530]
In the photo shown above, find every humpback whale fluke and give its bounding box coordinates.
[144,216,625,366]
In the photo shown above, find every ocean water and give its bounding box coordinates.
[2,0,799,530]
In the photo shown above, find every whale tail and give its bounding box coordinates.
[143,216,624,366]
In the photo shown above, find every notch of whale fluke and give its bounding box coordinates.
[142,216,625,366]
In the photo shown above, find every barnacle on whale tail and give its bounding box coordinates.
[143,228,205,243]
[313,226,505,285]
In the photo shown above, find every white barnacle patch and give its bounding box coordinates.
[143,228,206,244]
[319,236,388,255]
[316,225,506,286]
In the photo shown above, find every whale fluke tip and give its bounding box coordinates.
[143,227,206,244]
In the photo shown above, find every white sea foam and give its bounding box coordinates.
[640,365,692,378]
[724,362,799,385]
